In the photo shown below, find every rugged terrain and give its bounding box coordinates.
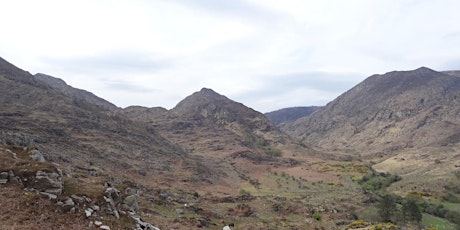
[0,57,370,229]
[1,56,460,229]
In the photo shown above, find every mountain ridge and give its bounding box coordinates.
[282,67,460,153]
[2,55,460,229]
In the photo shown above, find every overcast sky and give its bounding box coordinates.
[1,0,460,112]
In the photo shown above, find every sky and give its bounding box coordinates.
[1,0,460,112]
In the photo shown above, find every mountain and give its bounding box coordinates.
[34,73,118,110]
[283,67,460,154]
[265,106,321,125]
[2,57,358,229]
[0,56,216,190]
[282,67,460,205]
[3,56,459,229]
[123,88,301,163]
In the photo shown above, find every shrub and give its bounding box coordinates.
[359,172,401,191]
[239,189,250,195]
[312,213,322,221]
[442,192,460,203]
[348,220,369,228]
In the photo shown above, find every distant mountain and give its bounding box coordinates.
[283,67,460,155]
[265,106,321,125]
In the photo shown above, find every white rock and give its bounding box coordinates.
[85,208,93,217]
[94,221,103,226]
[100,225,110,230]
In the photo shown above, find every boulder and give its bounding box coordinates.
[122,195,139,212]
[29,149,46,162]
[32,170,63,195]
[8,170,23,187]
[105,187,121,203]
[58,198,75,213]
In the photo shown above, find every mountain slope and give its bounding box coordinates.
[283,67,460,155]
[0,56,212,184]
[34,73,118,110]
[123,88,302,163]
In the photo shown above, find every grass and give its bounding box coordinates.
[422,213,458,230]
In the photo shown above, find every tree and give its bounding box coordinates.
[402,198,422,223]
[378,194,397,222]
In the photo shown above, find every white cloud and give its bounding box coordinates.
[1,0,460,112]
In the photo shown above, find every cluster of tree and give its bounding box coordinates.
[359,172,402,191]
[377,194,460,227]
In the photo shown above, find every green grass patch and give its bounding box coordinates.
[422,213,458,230]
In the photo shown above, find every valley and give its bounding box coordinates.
[1,56,459,229]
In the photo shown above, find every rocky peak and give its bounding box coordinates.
[171,88,236,118]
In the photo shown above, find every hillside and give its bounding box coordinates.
[265,106,321,125]
[283,67,460,154]
[282,67,460,211]
[1,56,459,229]
[1,57,372,229]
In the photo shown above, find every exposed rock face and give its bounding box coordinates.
[283,67,460,154]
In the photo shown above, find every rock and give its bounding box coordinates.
[100,225,111,230]
[175,209,184,215]
[71,194,85,203]
[105,187,121,203]
[0,179,7,184]
[40,192,57,200]
[0,172,8,179]
[131,216,161,230]
[59,198,75,212]
[29,149,46,162]
[8,170,23,187]
[104,195,120,219]
[85,208,93,217]
[122,195,139,212]
[6,149,18,159]
[125,187,138,195]
[64,198,75,206]
[33,170,63,195]
[94,221,103,226]
[104,187,122,219]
